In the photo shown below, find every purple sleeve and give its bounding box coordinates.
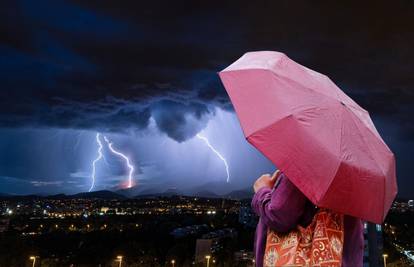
[251,174,308,232]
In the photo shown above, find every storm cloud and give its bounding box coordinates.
[1,0,413,139]
[0,0,413,196]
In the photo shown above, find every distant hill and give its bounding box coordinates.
[71,190,126,199]
[101,182,252,200]
[191,190,221,198]
[187,181,245,196]
[134,188,184,198]
[162,188,182,196]
[116,183,174,198]
[224,188,254,200]
[0,183,254,200]
[47,193,68,199]
[116,186,143,198]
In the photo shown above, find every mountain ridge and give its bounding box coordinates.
[0,181,253,200]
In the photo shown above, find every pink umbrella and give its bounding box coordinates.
[219,51,397,223]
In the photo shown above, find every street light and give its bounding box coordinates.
[29,256,38,267]
[205,255,211,267]
[171,259,176,267]
[383,254,388,267]
[116,255,123,267]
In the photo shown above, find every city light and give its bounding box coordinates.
[116,255,123,267]
[205,255,211,267]
[383,254,388,267]
[29,256,38,267]
[404,250,414,262]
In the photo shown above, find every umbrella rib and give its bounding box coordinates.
[269,71,342,104]
[269,70,367,113]
[245,104,328,141]
[317,106,345,207]
[346,108,387,221]
[348,110,387,179]
[346,105,388,147]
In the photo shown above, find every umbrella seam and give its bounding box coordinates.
[319,105,345,208]
[346,105,388,146]
[268,70,342,104]
[268,66,364,112]
[346,107,386,221]
[347,109,387,179]
[245,110,302,141]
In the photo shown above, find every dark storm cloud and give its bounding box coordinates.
[0,0,238,141]
[152,100,213,142]
[0,0,413,143]
[0,0,413,197]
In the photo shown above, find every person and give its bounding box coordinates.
[251,170,364,267]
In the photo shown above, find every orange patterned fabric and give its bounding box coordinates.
[264,209,344,267]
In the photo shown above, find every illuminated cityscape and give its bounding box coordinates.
[0,192,256,266]
[0,191,412,266]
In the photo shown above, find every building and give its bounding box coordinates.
[363,223,383,267]
[195,239,213,263]
[170,224,209,238]
[194,228,238,263]
[239,206,257,228]
[234,250,255,267]
[0,218,9,232]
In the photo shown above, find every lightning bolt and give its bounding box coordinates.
[90,133,104,192]
[103,136,135,188]
[196,133,230,183]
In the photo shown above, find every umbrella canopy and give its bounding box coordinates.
[219,51,397,223]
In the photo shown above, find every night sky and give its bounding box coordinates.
[0,1,413,198]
